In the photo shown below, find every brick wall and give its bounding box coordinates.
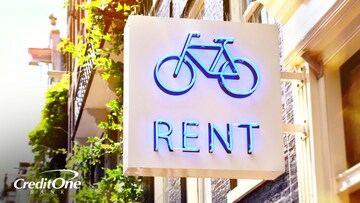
[203,0,223,20]
[168,177,181,202]
[238,23,299,203]
[211,178,231,203]
[238,134,298,203]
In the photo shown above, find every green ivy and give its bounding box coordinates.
[98,100,123,131]
[66,99,143,202]
[27,74,69,202]
[59,0,139,80]
[67,135,143,203]
[58,0,144,202]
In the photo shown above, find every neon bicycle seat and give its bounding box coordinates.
[213,37,234,44]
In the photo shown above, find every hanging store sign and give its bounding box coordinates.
[123,16,284,179]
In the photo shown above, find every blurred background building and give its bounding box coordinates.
[1,14,66,203]
[28,14,65,86]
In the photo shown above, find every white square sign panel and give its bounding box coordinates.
[124,16,284,179]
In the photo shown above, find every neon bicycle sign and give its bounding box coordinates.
[154,32,260,98]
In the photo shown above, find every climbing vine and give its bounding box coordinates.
[66,101,143,202]
[58,0,143,202]
[60,0,139,81]
[27,74,69,202]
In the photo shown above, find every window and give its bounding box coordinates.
[340,50,360,168]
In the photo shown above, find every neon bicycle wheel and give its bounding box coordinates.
[154,55,196,95]
[218,58,260,98]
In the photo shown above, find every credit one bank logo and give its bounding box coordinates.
[14,169,81,190]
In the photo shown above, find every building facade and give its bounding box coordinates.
[66,0,359,202]
[28,15,65,86]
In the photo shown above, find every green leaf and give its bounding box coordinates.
[102,144,112,150]
[116,3,123,11]
[87,136,98,143]
[124,3,130,11]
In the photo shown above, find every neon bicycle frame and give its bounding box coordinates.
[154,32,260,98]
[174,32,238,79]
